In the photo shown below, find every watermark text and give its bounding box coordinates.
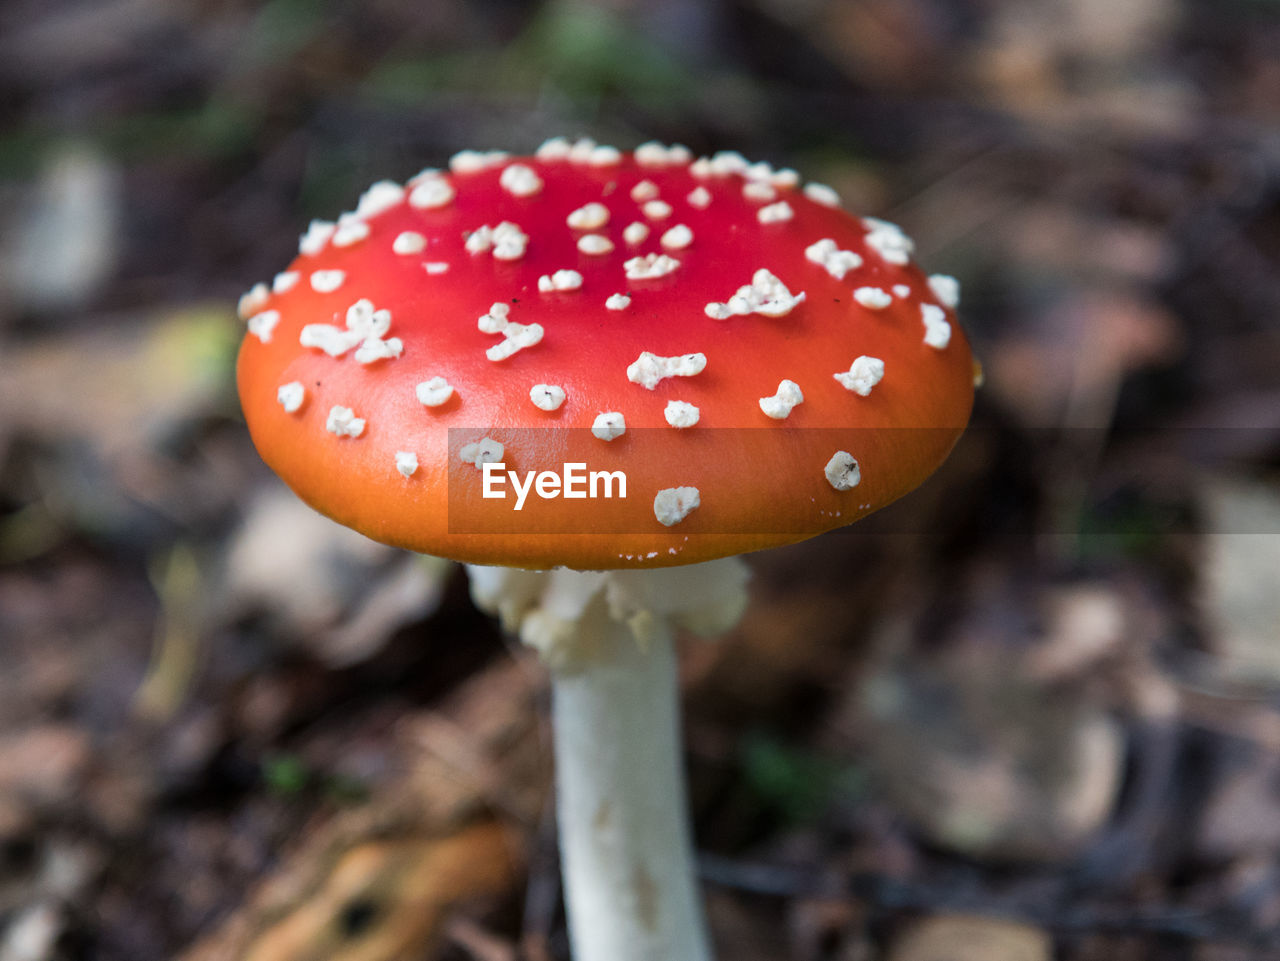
[481,462,627,510]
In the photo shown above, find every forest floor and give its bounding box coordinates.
[2,0,1280,958]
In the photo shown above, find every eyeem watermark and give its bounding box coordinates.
[482,462,627,510]
[450,426,1243,536]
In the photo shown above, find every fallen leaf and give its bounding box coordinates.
[887,914,1052,961]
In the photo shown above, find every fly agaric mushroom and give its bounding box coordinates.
[236,139,975,961]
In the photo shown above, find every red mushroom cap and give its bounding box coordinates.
[236,140,975,570]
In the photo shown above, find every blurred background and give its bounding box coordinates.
[2,0,1280,958]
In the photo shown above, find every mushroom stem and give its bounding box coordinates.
[466,558,750,961]
[552,612,708,961]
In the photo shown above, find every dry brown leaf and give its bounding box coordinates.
[222,487,452,666]
[852,635,1124,861]
[237,822,517,961]
[887,914,1052,961]
[181,658,544,961]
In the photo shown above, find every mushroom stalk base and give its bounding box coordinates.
[466,559,750,961]
[552,615,706,961]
